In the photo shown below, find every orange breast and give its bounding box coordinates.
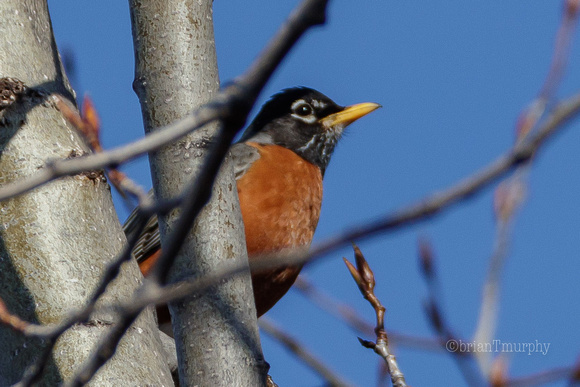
[238,142,323,255]
[238,143,323,315]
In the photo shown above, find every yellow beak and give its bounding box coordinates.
[319,102,381,129]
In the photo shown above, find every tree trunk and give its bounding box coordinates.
[129,0,267,386]
[0,1,172,385]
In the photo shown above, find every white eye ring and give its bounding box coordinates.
[294,103,313,116]
[291,99,317,123]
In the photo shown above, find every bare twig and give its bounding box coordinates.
[472,178,525,374]
[14,208,153,387]
[537,0,579,103]
[517,0,579,140]
[294,276,441,352]
[295,276,375,336]
[259,318,355,387]
[63,301,143,387]
[344,244,406,387]
[147,124,233,284]
[489,356,509,387]
[419,239,485,387]
[54,95,148,202]
[473,0,580,376]
[0,298,30,334]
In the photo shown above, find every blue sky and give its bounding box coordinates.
[47,2,580,386]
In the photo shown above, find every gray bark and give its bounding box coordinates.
[129,0,267,386]
[0,1,172,385]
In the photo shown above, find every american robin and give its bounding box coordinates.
[125,87,380,320]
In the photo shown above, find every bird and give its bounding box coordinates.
[124,87,380,320]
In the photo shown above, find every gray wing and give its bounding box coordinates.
[231,142,261,180]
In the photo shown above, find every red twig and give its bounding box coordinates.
[54,95,147,202]
[0,297,30,333]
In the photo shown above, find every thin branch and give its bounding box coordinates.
[54,94,148,203]
[471,1,580,376]
[63,303,142,387]
[294,276,441,352]
[344,244,407,387]
[147,124,233,284]
[259,317,355,387]
[15,336,58,387]
[0,298,31,334]
[538,0,579,102]
[472,177,525,374]
[14,208,152,387]
[418,239,485,387]
[472,0,580,377]
[517,0,579,140]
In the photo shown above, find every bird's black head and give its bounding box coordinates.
[240,87,380,175]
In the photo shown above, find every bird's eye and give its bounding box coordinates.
[294,103,313,116]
